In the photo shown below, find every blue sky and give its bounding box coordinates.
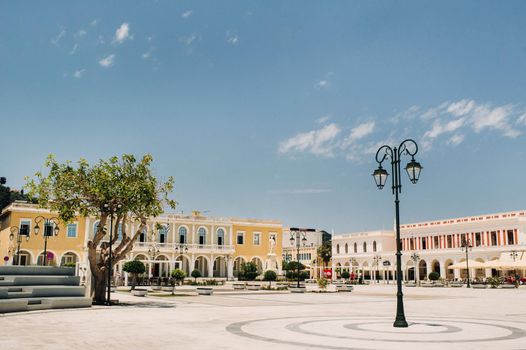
[1,1,526,233]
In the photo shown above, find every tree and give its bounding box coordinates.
[263,270,277,288]
[191,269,202,282]
[26,154,175,304]
[284,261,307,281]
[341,271,350,280]
[317,240,332,269]
[428,271,440,281]
[123,260,146,290]
[170,268,186,295]
[239,262,259,281]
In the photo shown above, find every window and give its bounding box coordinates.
[410,239,415,250]
[336,244,340,254]
[139,228,146,243]
[158,225,168,243]
[422,238,427,250]
[253,232,260,245]
[373,241,377,252]
[491,231,497,246]
[237,232,244,245]
[179,227,187,244]
[217,228,225,245]
[117,223,123,241]
[354,243,357,253]
[363,242,367,253]
[19,220,31,236]
[345,243,348,254]
[433,236,439,248]
[198,227,206,245]
[475,232,481,247]
[507,230,514,245]
[446,235,452,248]
[67,223,77,238]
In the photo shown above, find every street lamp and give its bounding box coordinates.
[461,238,472,288]
[410,252,420,283]
[103,203,122,306]
[373,139,422,328]
[9,225,30,265]
[289,228,315,288]
[373,255,382,283]
[33,216,60,266]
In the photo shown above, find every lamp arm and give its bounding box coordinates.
[375,145,394,165]
[398,139,418,158]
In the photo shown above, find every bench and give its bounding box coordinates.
[131,289,147,297]
[336,285,353,292]
[472,284,487,289]
[196,287,213,295]
[233,282,245,290]
[246,284,261,291]
[406,282,417,287]
[501,284,516,289]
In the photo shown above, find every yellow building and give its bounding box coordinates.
[0,202,283,281]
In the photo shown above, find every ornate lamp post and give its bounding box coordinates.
[373,255,382,283]
[410,252,420,283]
[289,228,315,288]
[9,225,30,265]
[461,238,473,288]
[33,216,60,266]
[373,139,422,328]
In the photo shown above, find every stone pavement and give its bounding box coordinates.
[1,284,525,349]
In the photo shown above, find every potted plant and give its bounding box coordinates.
[263,270,277,289]
[123,260,146,290]
[191,269,202,283]
[170,268,186,295]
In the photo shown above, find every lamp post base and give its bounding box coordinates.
[393,317,409,328]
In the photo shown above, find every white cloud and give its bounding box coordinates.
[424,117,465,139]
[517,113,526,125]
[471,104,519,138]
[447,134,465,146]
[89,19,98,27]
[181,33,201,46]
[342,121,375,148]
[74,30,87,39]
[73,69,86,78]
[316,80,328,88]
[316,115,330,124]
[99,54,115,68]
[51,26,66,46]
[142,46,155,59]
[278,123,341,157]
[69,43,78,55]
[114,23,132,44]
[181,10,192,18]
[98,35,105,44]
[447,99,475,117]
[227,35,239,45]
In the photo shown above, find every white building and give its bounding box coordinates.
[332,210,526,282]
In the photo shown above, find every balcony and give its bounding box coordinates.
[132,242,235,254]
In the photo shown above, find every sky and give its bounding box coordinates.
[1,1,526,233]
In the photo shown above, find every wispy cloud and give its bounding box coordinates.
[180,33,201,46]
[73,69,86,78]
[278,123,341,157]
[51,26,66,46]
[114,23,132,44]
[226,31,239,45]
[99,54,115,68]
[69,43,78,55]
[74,30,87,39]
[181,10,192,18]
[342,121,375,148]
[142,46,155,59]
[316,115,330,124]
[316,80,328,88]
[89,19,98,27]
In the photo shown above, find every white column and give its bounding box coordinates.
[208,257,214,278]
[439,261,446,279]
[227,259,234,279]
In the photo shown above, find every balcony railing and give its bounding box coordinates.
[133,242,235,253]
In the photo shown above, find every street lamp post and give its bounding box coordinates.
[289,228,315,288]
[410,252,420,283]
[461,238,473,288]
[9,225,30,265]
[373,139,422,328]
[33,216,60,266]
[373,255,382,283]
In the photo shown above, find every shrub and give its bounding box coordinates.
[487,276,501,288]
[171,269,186,286]
[239,262,259,281]
[191,269,202,282]
[63,262,76,268]
[264,270,277,288]
[123,260,146,290]
[341,271,350,280]
[428,272,440,281]
[317,277,328,290]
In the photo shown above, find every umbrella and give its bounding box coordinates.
[483,260,515,270]
[448,260,486,269]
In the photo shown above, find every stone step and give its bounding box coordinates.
[0,266,75,276]
[0,297,92,313]
[0,286,86,299]
[7,291,33,298]
[0,275,80,286]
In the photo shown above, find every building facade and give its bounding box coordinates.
[282,228,331,278]
[0,202,283,282]
[332,210,526,281]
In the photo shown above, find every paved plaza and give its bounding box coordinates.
[1,285,526,349]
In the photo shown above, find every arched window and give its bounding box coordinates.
[217,228,225,245]
[139,227,147,242]
[363,242,367,253]
[157,225,168,243]
[336,244,340,254]
[354,242,357,253]
[373,241,377,252]
[178,227,187,244]
[198,227,206,245]
[345,243,348,254]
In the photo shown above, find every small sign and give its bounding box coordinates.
[3,256,9,262]
[383,261,391,266]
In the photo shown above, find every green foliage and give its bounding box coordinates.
[171,269,186,284]
[317,240,332,267]
[341,271,350,280]
[487,276,501,288]
[263,270,277,281]
[0,184,33,211]
[286,270,309,281]
[428,271,440,281]
[239,262,259,281]
[284,261,305,272]
[123,260,146,274]
[63,262,77,268]
[317,277,328,290]
[191,269,202,281]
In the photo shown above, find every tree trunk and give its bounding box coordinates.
[93,272,107,304]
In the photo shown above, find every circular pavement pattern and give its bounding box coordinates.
[226,315,526,349]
